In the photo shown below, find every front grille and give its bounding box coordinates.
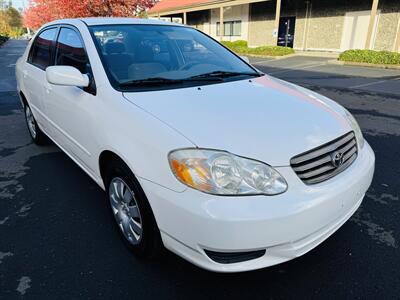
[291,131,358,185]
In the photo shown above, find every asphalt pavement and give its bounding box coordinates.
[1,40,399,299]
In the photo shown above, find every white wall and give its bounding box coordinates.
[340,10,380,51]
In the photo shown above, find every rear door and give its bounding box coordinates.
[23,27,58,131]
[44,26,98,175]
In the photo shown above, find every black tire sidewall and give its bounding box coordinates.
[24,104,46,145]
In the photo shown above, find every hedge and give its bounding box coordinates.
[221,40,295,57]
[339,49,400,65]
[0,35,9,46]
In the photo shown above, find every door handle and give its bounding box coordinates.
[23,70,28,78]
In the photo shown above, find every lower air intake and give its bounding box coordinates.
[204,249,266,264]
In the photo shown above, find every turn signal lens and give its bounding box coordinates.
[169,149,287,196]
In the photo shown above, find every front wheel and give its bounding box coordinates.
[105,160,162,258]
[24,104,47,145]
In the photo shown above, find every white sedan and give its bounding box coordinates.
[16,18,375,272]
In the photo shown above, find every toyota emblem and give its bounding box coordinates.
[331,151,344,167]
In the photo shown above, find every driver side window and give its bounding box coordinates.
[55,27,90,74]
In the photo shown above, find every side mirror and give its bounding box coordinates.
[46,66,89,87]
[240,55,250,63]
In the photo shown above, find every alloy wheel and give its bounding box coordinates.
[109,177,143,245]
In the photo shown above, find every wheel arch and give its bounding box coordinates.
[99,150,128,187]
[19,91,28,107]
[98,149,146,190]
[98,149,162,236]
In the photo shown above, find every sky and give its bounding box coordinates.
[11,0,28,11]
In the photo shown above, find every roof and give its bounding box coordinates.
[80,17,183,26]
[46,17,184,27]
[149,0,217,14]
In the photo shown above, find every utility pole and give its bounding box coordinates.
[394,16,400,52]
[219,6,224,41]
[365,0,379,49]
[273,0,282,45]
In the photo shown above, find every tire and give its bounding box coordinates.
[105,160,162,258]
[24,104,47,145]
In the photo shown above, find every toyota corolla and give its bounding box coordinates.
[15,18,375,272]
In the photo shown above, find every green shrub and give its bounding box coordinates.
[244,46,295,56]
[221,40,248,48]
[5,27,25,38]
[221,40,294,57]
[0,7,24,39]
[339,50,400,65]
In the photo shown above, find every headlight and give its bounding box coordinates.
[168,149,287,196]
[344,108,364,149]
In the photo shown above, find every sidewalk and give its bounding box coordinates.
[247,50,340,61]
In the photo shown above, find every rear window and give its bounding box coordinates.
[29,28,57,70]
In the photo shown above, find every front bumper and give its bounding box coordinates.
[140,142,375,272]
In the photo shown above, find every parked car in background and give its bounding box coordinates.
[15,18,375,272]
[21,33,34,40]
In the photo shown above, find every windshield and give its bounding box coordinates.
[89,24,260,91]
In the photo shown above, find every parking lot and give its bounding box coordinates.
[250,55,400,95]
[1,40,399,299]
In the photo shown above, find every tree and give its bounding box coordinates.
[6,6,22,27]
[23,0,157,29]
[0,7,24,37]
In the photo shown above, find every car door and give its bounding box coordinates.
[44,26,98,175]
[23,27,58,131]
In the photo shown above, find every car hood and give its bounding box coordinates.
[123,76,351,166]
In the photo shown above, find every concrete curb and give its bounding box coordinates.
[327,59,400,70]
[293,51,340,59]
[247,51,339,61]
[244,53,296,60]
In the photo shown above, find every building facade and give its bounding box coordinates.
[148,0,400,52]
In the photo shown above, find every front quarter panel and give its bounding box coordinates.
[95,86,194,193]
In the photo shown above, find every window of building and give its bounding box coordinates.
[216,21,241,36]
[232,21,241,36]
[55,27,90,74]
[29,27,57,70]
[224,22,232,36]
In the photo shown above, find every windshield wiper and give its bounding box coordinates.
[119,77,184,87]
[189,71,260,80]
[119,75,223,88]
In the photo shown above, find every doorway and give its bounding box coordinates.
[278,16,296,48]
